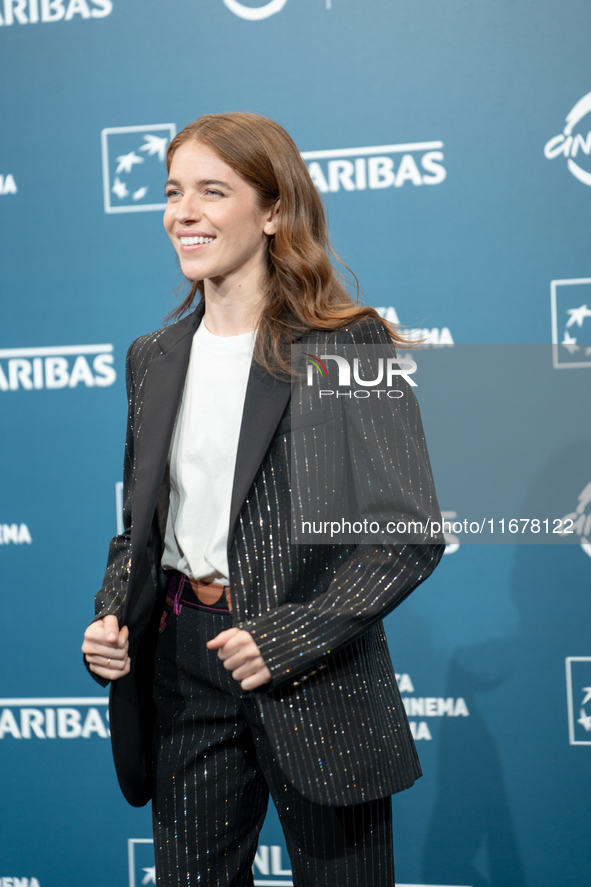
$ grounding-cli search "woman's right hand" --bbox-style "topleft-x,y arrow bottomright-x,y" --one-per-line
82,615 -> 130,681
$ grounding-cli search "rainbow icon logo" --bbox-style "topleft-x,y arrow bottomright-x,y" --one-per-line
303,353 -> 328,377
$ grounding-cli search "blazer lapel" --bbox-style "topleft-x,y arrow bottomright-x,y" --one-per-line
132,303 -> 204,554
229,360 -> 291,542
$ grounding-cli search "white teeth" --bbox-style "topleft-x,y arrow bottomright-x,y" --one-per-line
180,236 -> 214,245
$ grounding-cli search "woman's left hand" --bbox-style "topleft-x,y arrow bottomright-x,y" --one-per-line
207,628 -> 272,691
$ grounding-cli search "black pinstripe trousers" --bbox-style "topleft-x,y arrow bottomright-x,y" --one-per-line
151,591 -> 395,887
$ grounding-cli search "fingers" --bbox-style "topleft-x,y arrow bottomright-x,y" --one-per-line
212,630 -> 255,660
82,634 -> 129,660
83,640 -> 128,662
82,616 -> 130,681
207,629 -> 255,662
103,614 -> 119,643
83,616 -> 124,645
206,628 -> 271,689
240,666 -> 272,691
225,654 -> 266,680
206,628 -> 239,650
88,656 -> 131,681
84,639 -> 130,681
83,619 -> 108,644
88,652 -> 128,670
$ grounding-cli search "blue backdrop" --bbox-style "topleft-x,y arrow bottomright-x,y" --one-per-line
1,2 -> 590,886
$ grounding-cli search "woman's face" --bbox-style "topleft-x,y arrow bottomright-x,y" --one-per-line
163,140 -> 278,290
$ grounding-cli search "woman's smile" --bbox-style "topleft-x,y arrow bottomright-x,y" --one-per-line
177,231 -> 216,249
177,232 -> 220,249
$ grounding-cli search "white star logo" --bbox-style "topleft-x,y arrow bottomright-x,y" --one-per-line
111,177 -> 129,199
141,867 -> 156,884
561,330 -> 580,353
139,134 -> 169,162
581,687 -> 591,706
115,151 -> 144,175
133,186 -> 148,201
577,708 -> 591,732
566,304 -> 591,328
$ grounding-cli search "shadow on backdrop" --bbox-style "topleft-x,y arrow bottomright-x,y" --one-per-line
422,441 -> 591,887
421,642 -> 526,887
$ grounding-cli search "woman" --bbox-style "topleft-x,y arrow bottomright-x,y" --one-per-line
82,112 -> 443,887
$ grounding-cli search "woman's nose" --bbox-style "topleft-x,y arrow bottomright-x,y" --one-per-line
176,195 -> 202,224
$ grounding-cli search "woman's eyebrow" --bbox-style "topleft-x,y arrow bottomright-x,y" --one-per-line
197,178 -> 232,188
164,178 -> 232,189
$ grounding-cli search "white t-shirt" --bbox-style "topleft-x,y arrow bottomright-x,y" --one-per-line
161,321 -> 255,583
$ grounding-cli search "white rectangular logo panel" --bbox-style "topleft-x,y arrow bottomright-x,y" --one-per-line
566,657 -> 591,744
101,124 -> 176,214
551,279 -> 591,369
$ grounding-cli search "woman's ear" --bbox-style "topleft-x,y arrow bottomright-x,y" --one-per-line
263,199 -> 280,236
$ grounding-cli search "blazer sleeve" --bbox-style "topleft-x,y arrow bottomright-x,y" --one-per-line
240,318 -> 445,688
93,342 -> 137,624
84,343 -> 137,687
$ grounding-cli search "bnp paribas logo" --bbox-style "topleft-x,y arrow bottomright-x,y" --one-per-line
566,658 -> 591,745
551,278 -> 591,369
301,141 -> 445,194
101,124 -> 176,214
0,343 -> 116,391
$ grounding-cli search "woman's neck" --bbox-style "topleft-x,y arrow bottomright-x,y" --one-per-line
202,271 -> 264,337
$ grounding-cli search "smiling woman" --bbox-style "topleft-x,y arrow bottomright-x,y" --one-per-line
82,111 -> 444,887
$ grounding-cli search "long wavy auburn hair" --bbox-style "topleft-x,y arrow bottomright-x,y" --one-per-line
166,112 -> 406,376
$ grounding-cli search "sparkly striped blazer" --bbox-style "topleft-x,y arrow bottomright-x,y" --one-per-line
91,303 -> 444,808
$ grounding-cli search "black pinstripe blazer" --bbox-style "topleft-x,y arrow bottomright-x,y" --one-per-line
91,303 -> 444,807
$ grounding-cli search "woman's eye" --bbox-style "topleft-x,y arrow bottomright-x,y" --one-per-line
205,189 -> 223,197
